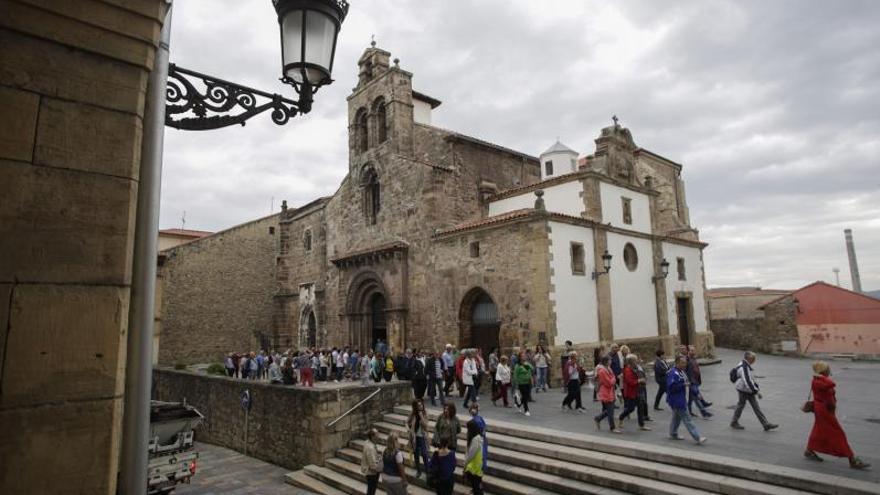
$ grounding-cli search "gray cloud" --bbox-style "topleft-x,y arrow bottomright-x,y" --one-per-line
162,0 -> 880,291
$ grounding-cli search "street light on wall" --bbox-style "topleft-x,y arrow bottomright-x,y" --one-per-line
652,258 -> 670,282
165,0 -> 349,130
592,250 -> 613,280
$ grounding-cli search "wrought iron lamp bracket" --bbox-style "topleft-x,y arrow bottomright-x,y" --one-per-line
165,63 -> 306,131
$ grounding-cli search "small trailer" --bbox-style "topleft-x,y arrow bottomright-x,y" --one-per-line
147,400 -> 204,495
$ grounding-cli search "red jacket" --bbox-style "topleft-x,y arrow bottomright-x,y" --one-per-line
622,367 -> 639,399
596,366 -> 616,403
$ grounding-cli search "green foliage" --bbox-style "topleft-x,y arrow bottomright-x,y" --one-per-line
206,363 -> 226,376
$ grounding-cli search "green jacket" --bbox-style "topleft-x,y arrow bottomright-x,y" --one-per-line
513,363 -> 533,385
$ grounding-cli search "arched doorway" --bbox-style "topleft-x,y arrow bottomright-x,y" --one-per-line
346,271 -> 389,352
459,288 -> 500,352
368,293 -> 387,351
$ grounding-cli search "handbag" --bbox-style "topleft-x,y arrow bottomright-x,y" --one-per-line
801,389 -> 814,413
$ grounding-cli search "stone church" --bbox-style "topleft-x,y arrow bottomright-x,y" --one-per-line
266,44 -> 713,359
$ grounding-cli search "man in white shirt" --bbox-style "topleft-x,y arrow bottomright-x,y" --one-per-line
462,350 -> 478,409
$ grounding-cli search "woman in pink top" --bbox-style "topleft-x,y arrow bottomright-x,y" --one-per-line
593,355 -> 621,433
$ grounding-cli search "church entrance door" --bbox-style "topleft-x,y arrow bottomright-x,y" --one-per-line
676,296 -> 692,347
369,293 -> 387,352
306,311 -> 317,348
460,289 -> 500,352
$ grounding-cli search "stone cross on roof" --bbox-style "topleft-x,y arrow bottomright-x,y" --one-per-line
612,115 -> 619,127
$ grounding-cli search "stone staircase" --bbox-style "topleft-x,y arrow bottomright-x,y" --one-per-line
286,405 -> 878,495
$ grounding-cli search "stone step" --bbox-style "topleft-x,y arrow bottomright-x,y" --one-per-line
379,414 -> 809,495
285,468 -> 348,495
364,425 -> 702,495
392,406 -> 878,495
301,464 -> 377,495
345,441 -> 628,495
322,456 -> 467,495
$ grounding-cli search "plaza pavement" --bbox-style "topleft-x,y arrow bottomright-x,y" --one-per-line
425,347 -> 880,484
176,442 -> 311,495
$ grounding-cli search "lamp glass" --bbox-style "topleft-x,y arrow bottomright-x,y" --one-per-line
602,251 -> 612,271
281,10 -> 336,85
661,259 -> 670,275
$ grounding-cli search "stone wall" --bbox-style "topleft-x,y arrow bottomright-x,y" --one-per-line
0,1 -> 167,493
151,369 -> 411,470
158,214 -> 279,365
711,296 -> 797,354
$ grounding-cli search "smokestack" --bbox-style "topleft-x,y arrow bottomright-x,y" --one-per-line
844,229 -> 862,292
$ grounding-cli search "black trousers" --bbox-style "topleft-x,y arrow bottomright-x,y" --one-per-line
654,380 -> 667,408
562,379 -> 582,409
467,473 -> 483,495
518,383 -> 532,412
365,474 -> 379,495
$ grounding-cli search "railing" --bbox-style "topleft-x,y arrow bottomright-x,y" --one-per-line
325,387 -> 382,428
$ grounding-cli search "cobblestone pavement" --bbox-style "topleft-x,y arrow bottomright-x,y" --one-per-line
426,347 -> 880,484
175,442 -> 311,495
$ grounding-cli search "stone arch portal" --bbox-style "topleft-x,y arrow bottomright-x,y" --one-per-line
346,272 -> 389,353
459,288 -> 500,353
299,307 -> 318,349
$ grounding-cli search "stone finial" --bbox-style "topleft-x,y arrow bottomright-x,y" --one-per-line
644,175 -> 653,189
534,189 -> 546,211
370,34 -> 376,48
393,58 -> 400,68
281,200 -> 288,211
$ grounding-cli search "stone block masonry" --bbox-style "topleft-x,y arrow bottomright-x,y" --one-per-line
152,369 -> 412,470
158,214 -> 279,366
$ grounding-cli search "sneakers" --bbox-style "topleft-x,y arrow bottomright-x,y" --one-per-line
577,407 -> 587,414
701,412 -> 713,419
730,422 -> 745,430
525,411 -> 531,417
669,435 -> 684,441
763,423 -> 779,431
697,436 -> 708,445
653,406 -> 664,411
639,426 -> 652,431
594,418 -> 601,431
611,428 -> 623,434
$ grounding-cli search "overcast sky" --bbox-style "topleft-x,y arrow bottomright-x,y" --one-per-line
162,0 -> 880,291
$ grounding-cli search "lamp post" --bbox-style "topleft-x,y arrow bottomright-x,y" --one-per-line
165,0 -> 349,130
592,250 -> 613,280
653,258 -> 670,282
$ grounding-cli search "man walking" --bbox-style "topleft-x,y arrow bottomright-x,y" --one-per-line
667,355 -> 707,444
561,352 -> 585,412
731,351 -> 779,431
462,350 -> 478,409
442,344 -> 456,395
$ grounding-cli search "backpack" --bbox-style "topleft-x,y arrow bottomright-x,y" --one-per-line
729,364 -> 740,383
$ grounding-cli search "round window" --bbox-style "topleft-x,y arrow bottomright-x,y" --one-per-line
623,243 -> 638,271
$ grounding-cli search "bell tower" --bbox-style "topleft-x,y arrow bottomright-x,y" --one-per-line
346,42 -> 415,172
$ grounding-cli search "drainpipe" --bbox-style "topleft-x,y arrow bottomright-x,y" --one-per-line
119,3 -> 172,493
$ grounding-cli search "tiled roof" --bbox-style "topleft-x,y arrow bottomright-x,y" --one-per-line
706,287 -> 793,298
488,171 -> 586,201
541,140 -> 577,155
434,209 -> 537,236
159,228 -> 213,238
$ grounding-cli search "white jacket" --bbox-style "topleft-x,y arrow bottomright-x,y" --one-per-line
495,363 -> 511,384
462,358 -> 478,386
735,360 -> 760,394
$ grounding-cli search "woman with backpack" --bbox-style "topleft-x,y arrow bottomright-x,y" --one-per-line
381,432 -> 408,494
464,419 -> 485,495
407,400 -> 430,478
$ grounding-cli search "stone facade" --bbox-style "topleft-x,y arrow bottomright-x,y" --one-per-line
151,368 -> 411,470
0,1 -> 167,493
158,214 -> 279,365
712,296 -> 798,354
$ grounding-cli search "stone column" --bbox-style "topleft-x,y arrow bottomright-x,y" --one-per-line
592,229 -> 614,342
581,176 -> 603,222
386,309 -> 406,353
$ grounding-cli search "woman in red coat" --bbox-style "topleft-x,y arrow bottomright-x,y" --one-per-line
804,361 -> 869,469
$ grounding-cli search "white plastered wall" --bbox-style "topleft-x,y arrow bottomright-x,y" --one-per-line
607,233 -> 658,339
662,242 -> 708,335
489,180 -> 585,217
413,99 -> 432,125
548,221 -> 599,346
540,151 -> 578,179
600,182 -> 651,234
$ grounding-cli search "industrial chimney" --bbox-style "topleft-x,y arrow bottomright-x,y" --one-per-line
844,229 -> 862,292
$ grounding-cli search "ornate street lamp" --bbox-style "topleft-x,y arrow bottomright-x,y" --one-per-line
166,0 -> 349,130
653,258 -> 670,282
592,250 -> 613,280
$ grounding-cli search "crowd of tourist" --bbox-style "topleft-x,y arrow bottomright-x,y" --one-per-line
222,339 -> 869,493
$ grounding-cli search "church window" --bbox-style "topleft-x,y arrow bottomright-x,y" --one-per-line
470,241 -> 480,258
570,158 -> 577,171
355,108 -> 369,152
677,257 -> 686,281
570,242 -> 585,275
545,160 -> 554,176
362,166 -> 380,225
622,197 -> 632,225
303,230 -> 312,251
373,97 -> 387,144
268,226 -> 275,235
623,243 -> 638,271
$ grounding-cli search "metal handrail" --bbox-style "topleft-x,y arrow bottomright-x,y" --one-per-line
326,387 -> 382,428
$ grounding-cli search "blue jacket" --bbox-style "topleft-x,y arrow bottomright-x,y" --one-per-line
653,358 -> 669,385
609,353 -> 622,377
666,368 -> 688,410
